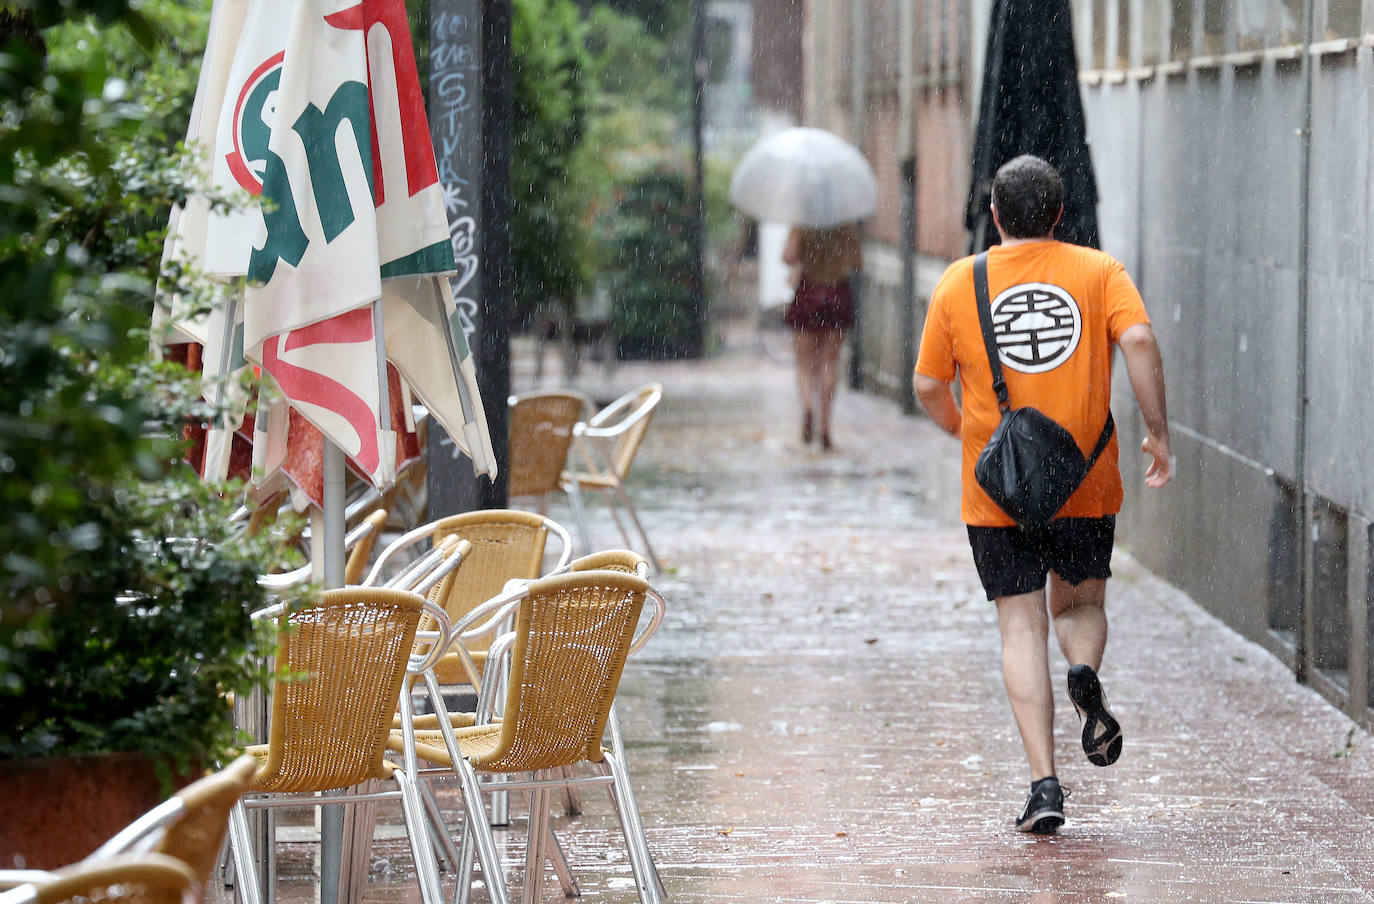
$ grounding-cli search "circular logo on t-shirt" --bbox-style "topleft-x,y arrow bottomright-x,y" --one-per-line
989,282 -> 1081,373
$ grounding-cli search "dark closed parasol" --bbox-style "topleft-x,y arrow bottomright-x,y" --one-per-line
966,0 -> 1099,252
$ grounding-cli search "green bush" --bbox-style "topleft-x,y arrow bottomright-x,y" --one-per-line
602,168 -> 701,359
511,0 -> 590,317
0,1 -> 299,770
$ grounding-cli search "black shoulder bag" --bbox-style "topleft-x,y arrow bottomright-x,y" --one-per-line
971,252 -> 1115,531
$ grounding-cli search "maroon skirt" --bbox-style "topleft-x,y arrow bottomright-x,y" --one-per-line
784,276 -> 855,332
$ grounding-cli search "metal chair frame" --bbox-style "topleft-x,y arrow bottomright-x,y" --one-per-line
561,384 -> 664,571
0,854 -> 197,904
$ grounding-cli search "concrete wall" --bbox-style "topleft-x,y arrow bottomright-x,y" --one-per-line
1081,48 -> 1374,722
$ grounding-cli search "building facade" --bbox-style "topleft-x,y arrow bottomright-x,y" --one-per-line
1076,0 -> 1374,725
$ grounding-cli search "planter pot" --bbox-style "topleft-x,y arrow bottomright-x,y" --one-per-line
0,752 -> 197,870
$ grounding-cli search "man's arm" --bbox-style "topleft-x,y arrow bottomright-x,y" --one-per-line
914,373 -> 962,438
1118,323 -> 1173,488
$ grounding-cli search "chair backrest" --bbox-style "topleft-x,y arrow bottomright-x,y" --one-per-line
343,509 -> 389,585
254,588 -> 426,794
468,570 -> 647,773
425,510 -> 554,649
33,854 -> 195,904
89,755 -> 257,895
156,756 -> 257,890
585,383 -> 662,480
566,549 -> 648,576
507,391 -> 592,498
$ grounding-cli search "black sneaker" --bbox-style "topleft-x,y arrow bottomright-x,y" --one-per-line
1067,663 -> 1123,767
1016,777 -> 1067,834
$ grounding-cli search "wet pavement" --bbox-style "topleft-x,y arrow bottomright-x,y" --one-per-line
245,337 -> 1374,904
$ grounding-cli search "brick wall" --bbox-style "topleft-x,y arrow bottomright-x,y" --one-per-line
914,86 -> 973,261
752,0 -> 804,120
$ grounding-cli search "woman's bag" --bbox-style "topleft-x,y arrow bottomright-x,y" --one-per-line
970,252 -> 1113,531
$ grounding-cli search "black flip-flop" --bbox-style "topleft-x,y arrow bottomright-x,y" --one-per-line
1067,663 -> 1122,767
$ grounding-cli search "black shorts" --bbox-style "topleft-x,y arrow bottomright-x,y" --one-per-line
966,516 -> 1116,601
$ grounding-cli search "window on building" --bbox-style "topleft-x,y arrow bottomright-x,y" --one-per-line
1093,0 -> 1110,67
1235,0 -> 1302,48
1141,0 -> 1169,64
1117,0 -> 1134,66
1325,0 -> 1359,38
1202,0 -> 1228,53
1170,0 -> 1195,59
1073,0 -> 1095,67
938,0 -> 952,74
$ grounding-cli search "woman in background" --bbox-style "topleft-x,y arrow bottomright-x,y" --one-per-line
783,223 -> 863,450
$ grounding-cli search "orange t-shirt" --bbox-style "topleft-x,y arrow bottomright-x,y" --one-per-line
915,240 -> 1150,527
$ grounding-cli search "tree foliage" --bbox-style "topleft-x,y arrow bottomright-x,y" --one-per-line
510,0 -> 590,314
0,0 -> 297,766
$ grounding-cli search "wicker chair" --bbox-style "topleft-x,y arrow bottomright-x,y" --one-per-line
366,509 -> 573,691
566,549 -> 649,576
561,383 -> 664,571
507,390 -> 593,517
397,569 -> 667,904
226,588 -> 449,904
81,755 -> 258,899
256,508 -> 390,590
0,855 -> 196,904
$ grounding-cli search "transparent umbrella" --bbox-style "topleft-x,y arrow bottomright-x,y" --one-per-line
728,127 -> 877,228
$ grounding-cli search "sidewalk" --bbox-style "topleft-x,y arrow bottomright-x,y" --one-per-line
278,341 -> 1374,903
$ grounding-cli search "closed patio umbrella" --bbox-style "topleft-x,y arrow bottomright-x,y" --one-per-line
155,5 -> 496,903
157,0 -> 495,514
967,0 -> 1099,251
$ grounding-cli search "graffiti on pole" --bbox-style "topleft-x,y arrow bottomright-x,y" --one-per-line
430,1 -> 482,346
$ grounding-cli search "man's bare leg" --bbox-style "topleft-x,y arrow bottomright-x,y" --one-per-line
1048,575 -> 1108,669
995,588 -> 1055,781
1049,575 -> 1122,766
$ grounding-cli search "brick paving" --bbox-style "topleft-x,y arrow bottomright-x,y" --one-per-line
246,339 -> 1374,904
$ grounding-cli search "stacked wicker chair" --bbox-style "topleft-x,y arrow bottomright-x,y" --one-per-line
227,587 -> 453,904
392,565 -> 667,904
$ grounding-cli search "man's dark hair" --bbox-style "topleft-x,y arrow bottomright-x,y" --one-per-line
991,155 -> 1064,238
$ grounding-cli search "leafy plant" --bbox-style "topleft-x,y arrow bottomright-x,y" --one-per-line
511,0 -> 591,317
601,168 -> 701,359
0,0 -> 300,769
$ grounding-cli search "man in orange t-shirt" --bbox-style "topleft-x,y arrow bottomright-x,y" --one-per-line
914,155 -> 1173,835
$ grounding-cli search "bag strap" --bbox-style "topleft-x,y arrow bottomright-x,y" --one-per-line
972,252 -> 1009,413
973,250 -> 1116,465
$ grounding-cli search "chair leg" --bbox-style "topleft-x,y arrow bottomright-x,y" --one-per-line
455,808 -> 476,904
604,706 -> 657,895
228,801 -> 265,904
456,761 -> 512,904
608,481 -> 661,572
522,788 -> 551,904
422,778 -> 462,872
601,752 -> 665,904
563,482 -> 593,555
560,765 -> 583,816
600,488 -> 635,551
395,768 -> 447,904
543,822 -> 580,898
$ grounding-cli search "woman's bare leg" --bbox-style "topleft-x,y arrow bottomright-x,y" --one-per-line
792,330 -> 820,441
815,328 -> 846,448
